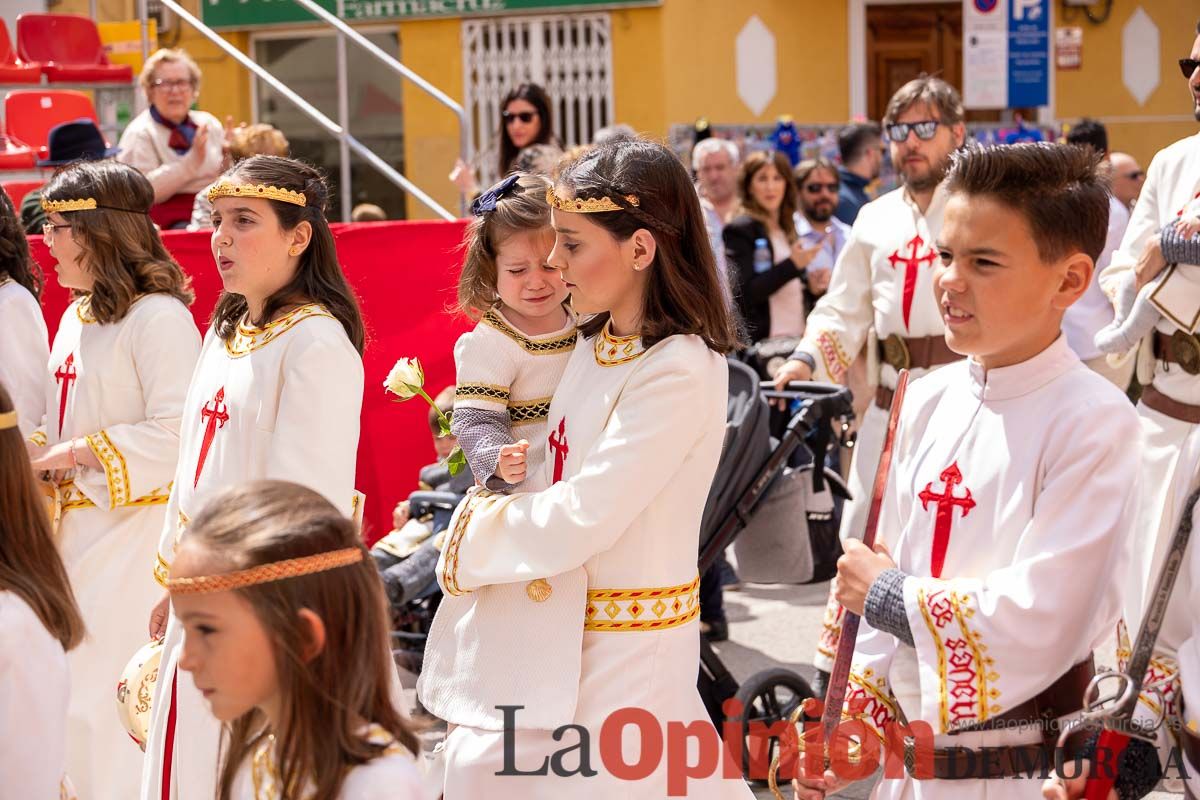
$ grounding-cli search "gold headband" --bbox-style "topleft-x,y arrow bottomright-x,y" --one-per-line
41,197 -> 97,213
207,181 -> 307,207
546,186 -> 639,213
167,547 -> 363,595
0,410 -> 16,430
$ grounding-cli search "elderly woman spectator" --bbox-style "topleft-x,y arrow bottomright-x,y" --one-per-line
186,123 -> 289,230
723,150 -> 829,344
118,48 -> 224,206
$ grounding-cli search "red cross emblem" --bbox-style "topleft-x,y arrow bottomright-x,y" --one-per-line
549,417 -> 569,483
917,461 -> 975,578
887,234 -> 937,330
194,387 -> 229,488
54,353 -> 77,436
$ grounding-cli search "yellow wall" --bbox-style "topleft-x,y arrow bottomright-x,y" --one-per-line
397,17 -> 463,220
1056,0 -> 1196,167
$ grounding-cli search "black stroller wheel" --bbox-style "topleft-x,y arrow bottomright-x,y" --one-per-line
728,668 -> 814,784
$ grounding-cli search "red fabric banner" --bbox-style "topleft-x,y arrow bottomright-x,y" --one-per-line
32,219 -> 472,544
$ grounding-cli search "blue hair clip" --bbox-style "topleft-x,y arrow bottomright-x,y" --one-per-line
471,174 -> 521,216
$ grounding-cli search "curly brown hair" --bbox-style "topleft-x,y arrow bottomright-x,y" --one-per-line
456,172 -> 553,321
42,160 -> 193,323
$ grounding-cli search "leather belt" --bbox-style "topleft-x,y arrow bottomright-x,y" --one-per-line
875,385 -> 895,411
1154,330 -> 1200,375
879,334 -> 959,372
903,658 -> 1095,780
1142,385 -> 1200,424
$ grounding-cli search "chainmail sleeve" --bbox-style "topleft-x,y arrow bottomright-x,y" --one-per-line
864,568 -> 915,646
1161,225 -> 1200,267
451,406 -> 518,492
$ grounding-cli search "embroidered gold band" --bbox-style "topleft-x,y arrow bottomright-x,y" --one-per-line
167,547 -> 363,595
584,575 -> 700,631
0,410 -> 16,430
41,197 -> 96,213
207,181 -> 307,207
546,186 -> 639,213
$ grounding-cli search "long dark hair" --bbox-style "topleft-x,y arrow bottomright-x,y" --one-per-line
209,156 -> 365,354
0,383 -> 85,651
498,83 -> 554,177
0,188 -> 42,297
182,481 -> 419,800
42,160 -> 193,322
735,150 -> 799,244
554,139 -> 741,353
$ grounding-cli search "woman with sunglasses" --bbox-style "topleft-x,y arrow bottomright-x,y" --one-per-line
451,82 -> 560,198
27,159 -> 201,800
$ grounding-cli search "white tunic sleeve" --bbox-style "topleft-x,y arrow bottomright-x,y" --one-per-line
1100,148 -> 1167,298
0,282 -> 49,436
794,230 -> 875,383
438,343 -> 725,593
75,299 -> 201,509
900,405 -> 1139,734
263,326 -> 364,514
0,593 -> 69,800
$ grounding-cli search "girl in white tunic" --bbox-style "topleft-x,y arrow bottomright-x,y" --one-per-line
141,155 -> 366,800
27,160 -> 201,800
434,139 -> 754,798
0,189 -> 49,438
164,480 -> 423,800
0,385 -> 87,800
417,172 -> 578,733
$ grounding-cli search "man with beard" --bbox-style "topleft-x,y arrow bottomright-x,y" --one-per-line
773,77 -> 966,695
793,158 -> 851,301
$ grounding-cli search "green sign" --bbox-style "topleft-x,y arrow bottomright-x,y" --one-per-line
201,0 -> 657,30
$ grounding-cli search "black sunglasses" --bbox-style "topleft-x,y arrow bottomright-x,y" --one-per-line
502,110 -> 537,124
886,120 -> 940,143
1181,59 -> 1200,79
802,182 -> 839,193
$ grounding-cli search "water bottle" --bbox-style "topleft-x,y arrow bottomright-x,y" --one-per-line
752,237 -> 772,274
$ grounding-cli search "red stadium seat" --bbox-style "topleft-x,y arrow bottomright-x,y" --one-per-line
16,14 -> 133,84
0,139 -> 35,171
0,19 -> 42,84
4,90 -> 100,160
149,193 -> 197,230
2,180 -> 42,205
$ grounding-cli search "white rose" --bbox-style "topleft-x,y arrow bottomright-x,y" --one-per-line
384,357 -> 425,399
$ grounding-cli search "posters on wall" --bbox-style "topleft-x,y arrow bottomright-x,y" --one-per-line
963,0 -> 1050,109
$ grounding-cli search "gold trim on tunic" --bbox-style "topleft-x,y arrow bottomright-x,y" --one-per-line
584,574 -> 700,631
455,383 -> 511,404
479,308 -> 577,355
224,304 -> 335,357
508,397 -> 552,427
85,430 -> 130,508
28,429 -> 48,447
76,296 -> 97,324
593,320 -> 645,367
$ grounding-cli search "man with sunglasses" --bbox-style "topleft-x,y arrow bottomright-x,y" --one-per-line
773,77 -> 966,695
1110,151 -> 1146,210
792,157 -> 850,299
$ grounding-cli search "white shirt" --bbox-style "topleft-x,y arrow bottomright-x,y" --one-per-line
0,278 -> 49,436
1062,195 -> 1130,361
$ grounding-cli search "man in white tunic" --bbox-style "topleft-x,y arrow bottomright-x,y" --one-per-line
795,143 -> 1140,800
773,77 -> 967,687
0,274 -> 49,437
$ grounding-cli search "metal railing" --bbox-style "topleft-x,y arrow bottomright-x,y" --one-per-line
137,0 -> 466,221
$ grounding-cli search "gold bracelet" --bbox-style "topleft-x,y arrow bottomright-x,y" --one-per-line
68,438 -> 79,471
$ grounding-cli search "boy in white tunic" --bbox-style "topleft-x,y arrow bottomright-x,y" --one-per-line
27,160 -> 201,800
773,77 -> 968,688
794,143 -> 1141,800
140,156 -> 366,800
0,190 -> 49,437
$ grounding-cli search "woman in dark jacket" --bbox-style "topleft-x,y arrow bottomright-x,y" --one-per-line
723,150 -> 825,344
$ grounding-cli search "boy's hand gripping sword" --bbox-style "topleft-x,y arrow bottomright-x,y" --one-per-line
1059,485 -> 1200,799
820,369 -> 910,744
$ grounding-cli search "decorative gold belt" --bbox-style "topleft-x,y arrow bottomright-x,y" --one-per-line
54,479 -> 171,514
584,575 -> 700,631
